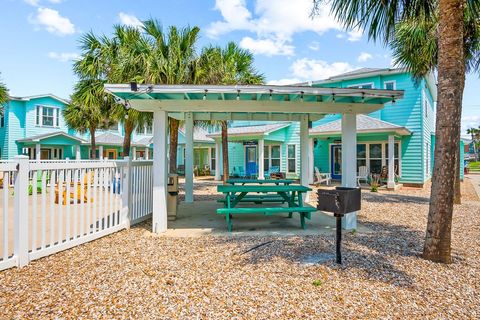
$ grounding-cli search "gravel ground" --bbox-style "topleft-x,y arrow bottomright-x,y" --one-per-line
1,178 -> 479,319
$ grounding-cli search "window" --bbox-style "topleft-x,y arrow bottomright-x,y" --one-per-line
264,145 -> 281,172
0,114 -> 4,128
384,81 -> 396,90
357,144 -> 367,170
348,83 -> 374,89
424,94 -> 431,118
136,123 -> 153,135
35,105 -> 60,127
210,148 -> 216,170
287,144 -> 296,173
369,143 -> 383,174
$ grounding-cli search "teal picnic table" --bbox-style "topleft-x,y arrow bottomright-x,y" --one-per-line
225,178 -> 295,186
217,184 -> 316,231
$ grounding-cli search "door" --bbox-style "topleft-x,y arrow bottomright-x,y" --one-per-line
40,149 -> 51,160
245,146 -> 257,177
106,149 -> 117,160
330,144 -> 342,180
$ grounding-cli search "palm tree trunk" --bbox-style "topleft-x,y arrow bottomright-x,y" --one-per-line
89,127 -> 96,159
221,121 -> 229,183
454,163 -> 461,205
123,119 -> 134,158
423,0 -> 465,263
169,118 -> 180,173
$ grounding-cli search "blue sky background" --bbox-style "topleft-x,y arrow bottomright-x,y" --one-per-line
1,0 -> 479,136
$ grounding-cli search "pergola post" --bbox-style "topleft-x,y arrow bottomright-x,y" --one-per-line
99,146 -> 103,160
308,138 -> 314,185
341,113 -> 357,230
215,140 -> 221,181
387,134 -> 395,189
145,147 -> 149,160
300,114 -> 309,187
185,112 -> 194,202
132,146 -> 137,160
258,138 -> 265,179
152,110 -> 168,233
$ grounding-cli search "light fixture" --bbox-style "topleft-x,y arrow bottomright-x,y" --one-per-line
300,91 -> 304,102
332,93 -> 336,103
391,95 -> 396,104
203,89 -> 208,100
361,92 -> 365,103
236,90 -> 240,100
269,89 -> 273,100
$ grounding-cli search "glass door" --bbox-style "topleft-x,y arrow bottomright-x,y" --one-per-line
330,144 -> 342,180
245,146 -> 257,177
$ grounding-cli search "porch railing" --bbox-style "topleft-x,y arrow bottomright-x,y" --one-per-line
0,157 -> 153,271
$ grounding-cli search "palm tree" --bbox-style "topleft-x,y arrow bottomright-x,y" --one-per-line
0,80 -> 8,106
467,127 -> 479,161
64,79 -> 117,159
312,0 -> 479,263
389,6 -> 480,205
197,42 -> 264,182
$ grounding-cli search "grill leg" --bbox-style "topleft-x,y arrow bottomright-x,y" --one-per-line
336,216 -> 342,264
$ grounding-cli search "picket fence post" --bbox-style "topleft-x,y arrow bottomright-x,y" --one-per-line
14,155 -> 30,267
121,157 -> 132,228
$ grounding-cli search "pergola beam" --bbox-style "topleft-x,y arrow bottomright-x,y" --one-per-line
168,112 -> 325,122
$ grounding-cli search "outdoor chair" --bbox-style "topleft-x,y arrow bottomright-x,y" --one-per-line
357,166 -> 369,186
202,164 -> 211,176
314,167 -> 331,185
267,166 -> 280,179
379,165 -> 400,185
55,171 -> 94,205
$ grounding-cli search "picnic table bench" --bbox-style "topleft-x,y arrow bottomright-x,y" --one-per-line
217,184 -> 316,231
226,179 -> 295,186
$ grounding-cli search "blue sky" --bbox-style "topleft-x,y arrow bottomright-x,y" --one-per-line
1,0 -> 479,135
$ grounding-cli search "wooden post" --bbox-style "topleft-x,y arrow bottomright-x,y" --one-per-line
185,112 -> 194,202
387,135 -> 395,189
152,110 -> 168,233
258,138 -> 265,179
215,140 -> 221,181
341,114 -> 357,230
14,156 -> 30,267
308,138 -> 314,185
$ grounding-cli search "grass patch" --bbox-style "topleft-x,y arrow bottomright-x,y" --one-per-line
468,162 -> 480,171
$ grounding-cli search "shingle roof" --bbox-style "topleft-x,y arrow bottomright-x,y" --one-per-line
17,131 -> 86,143
207,123 -> 291,138
179,127 -> 215,143
310,115 -> 411,136
134,137 -> 153,146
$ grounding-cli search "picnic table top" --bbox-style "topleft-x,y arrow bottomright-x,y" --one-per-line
217,184 -> 311,193
225,179 -> 295,185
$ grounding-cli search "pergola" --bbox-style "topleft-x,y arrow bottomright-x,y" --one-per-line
105,84 -> 404,233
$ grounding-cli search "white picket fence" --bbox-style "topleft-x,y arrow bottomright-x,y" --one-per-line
0,157 -> 153,271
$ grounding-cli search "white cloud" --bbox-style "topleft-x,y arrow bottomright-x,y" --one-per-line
48,51 -> 80,62
462,115 -> 480,135
308,41 -> 320,51
118,12 -> 144,28
24,0 -> 40,6
267,78 -> 302,85
240,37 -> 294,56
48,0 -> 64,3
29,7 -> 75,36
357,52 -> 372,62
291,58 -> 353,80
347,28 -> 363,42
207,0 -> 342,56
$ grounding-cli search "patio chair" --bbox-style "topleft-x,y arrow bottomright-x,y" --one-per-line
55,171 -> 94,205
267,165 -> 280,179
357,166 -> 369,186
379,165 -> 400,185
314,167 -> 331,186
202,164 -> 211,176
194,165 -> 200,177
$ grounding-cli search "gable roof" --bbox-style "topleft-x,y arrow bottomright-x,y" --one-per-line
178,127 -> 215,143
207,123 -> 291,138
9,94 -> 70,105
17,131 -> 86,143
310,115 -> 411,136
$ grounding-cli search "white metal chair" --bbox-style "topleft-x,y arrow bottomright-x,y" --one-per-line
314,167 -> 331,186
357,166 -> 369,186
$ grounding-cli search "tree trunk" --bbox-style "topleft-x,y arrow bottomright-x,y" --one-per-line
89,127 -> 96,159
454,161 -> 461,205
221,121 -> 229,183
169,118 -> 180,173
123,119 -> 134,159
423,0 -> 465,263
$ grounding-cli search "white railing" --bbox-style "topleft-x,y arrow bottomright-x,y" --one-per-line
130,160 -> 154,225
0,161 -> 17,271
0,156 -> 154,271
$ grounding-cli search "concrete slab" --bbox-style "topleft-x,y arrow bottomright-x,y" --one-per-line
163,200 -> 371,237
467,174 -> 480,199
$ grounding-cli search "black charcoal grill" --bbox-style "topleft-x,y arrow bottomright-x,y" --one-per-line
317,187 -> 361,264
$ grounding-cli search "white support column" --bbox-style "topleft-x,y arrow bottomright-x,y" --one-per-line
308,138 -> 314,185
76,145 -> 81,160
35,143 -> 41,161
300,114 -> 309,187
14,156 -> 30,267
132,147 -> 137,160
207,147 -> 212,172
387,134 -> 395,189
99,145 -> 104,160
185,112 -> 194,203
341,114 -> 357,230
152,110 -> 168,233
145,147 -> 150,160
258,139 -> 265,179
215,140 -> 221,181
